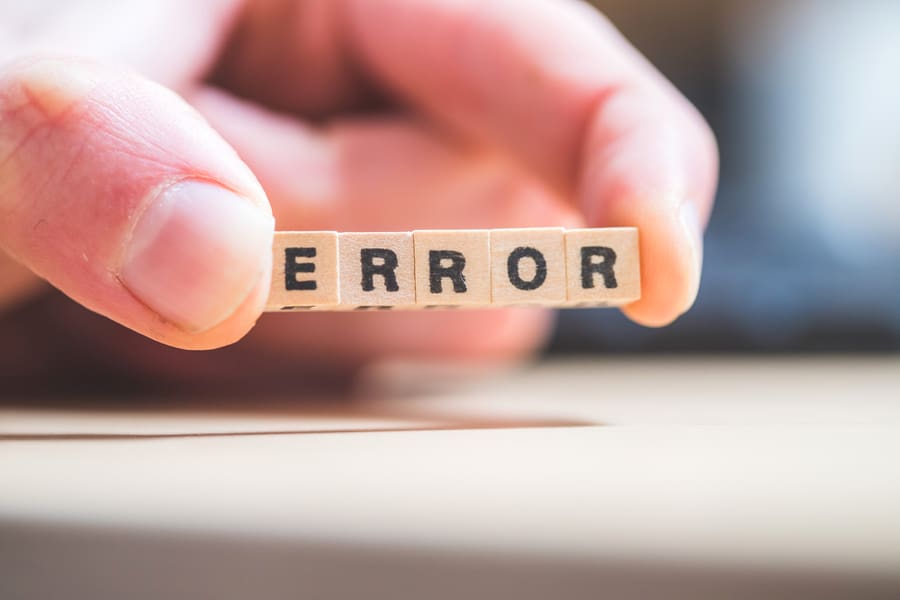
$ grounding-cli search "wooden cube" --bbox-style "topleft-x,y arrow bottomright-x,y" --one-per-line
413,230 -> 491,307
563,228 -> 641,307
267,231 -> 340,311
490,228 -> 566,306
339,232 -> 416,309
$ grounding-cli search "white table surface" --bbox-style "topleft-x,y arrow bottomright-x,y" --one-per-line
2,357 -> 899,599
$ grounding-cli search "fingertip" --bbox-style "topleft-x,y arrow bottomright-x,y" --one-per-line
0,57 -> 276,350
619,201 -> 704,327
577,85 -> 716,329
158,258 -> 273,351
117,180 -> 274,347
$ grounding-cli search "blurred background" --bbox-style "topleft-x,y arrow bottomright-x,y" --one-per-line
555,0 -> 900,354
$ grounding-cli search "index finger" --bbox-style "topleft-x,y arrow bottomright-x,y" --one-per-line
344,0 -> 718,325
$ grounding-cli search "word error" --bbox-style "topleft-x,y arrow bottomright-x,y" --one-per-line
267,228 -> 640,311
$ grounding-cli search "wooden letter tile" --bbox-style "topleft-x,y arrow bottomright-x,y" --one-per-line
414,230 -> 491,307
564,228 -> 641,307
339,232 -> 416,309
267,231 -> 339,311
490,228 -> 566,306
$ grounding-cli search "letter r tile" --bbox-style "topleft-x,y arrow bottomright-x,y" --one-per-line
490,228 -> 565,306
339,232 -> 415,308
267,231 -> 339,311
563,228 -> 641,307
413,230 -> 491,307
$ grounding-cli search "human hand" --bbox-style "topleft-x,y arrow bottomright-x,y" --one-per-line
0,0 -> 717,382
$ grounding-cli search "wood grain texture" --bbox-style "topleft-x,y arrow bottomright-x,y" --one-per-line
267,231 -> 339,311
413,230 -> 491,307
339,232 -> 416,309
563,228 -> 641,307
490,228 -> 566,306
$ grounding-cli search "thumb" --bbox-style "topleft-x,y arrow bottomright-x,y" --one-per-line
0,57 -> 274,350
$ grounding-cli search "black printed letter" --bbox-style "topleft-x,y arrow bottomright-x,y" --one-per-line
429,250 -> 467,294
580,246 -> 618,289
507,247 -> 547,291
285,247 -> 317,291
361,248 -> 400,292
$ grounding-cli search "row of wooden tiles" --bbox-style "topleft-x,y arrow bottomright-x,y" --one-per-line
266,228 -> 640,311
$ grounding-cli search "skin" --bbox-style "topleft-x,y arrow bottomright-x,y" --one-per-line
0,0 -> 718,388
